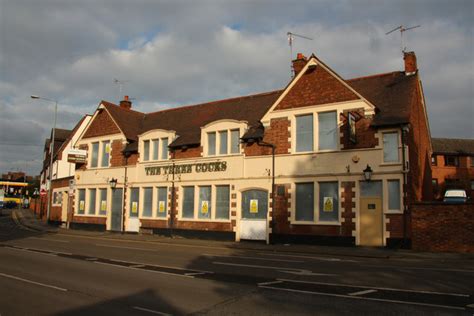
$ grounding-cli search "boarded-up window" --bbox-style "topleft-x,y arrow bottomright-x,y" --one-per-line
295,183 -> 314,221
208,132 -> 216,156
152,139 -> 159,160
88,189 -> 96,215
129,188 -> 139,218
182,186 -> 195,218
219,131 -> 228,155
101,141 -> 110,167
157,187 -> 167,218
198,186 -> 211,219
78,189 -> 85,215
99,188 -> 107,215
319,182 -> 339,222
142,187 -> 153,217
230,129 -> 240,154
216,185 -> 230,219
296,114 -> 313,152
91,142 -> 99,168
383,132 -> 399,162
388,180 -> 400,211
161,138 -> 169,160
143,140 -> 150,162
318,111 -> 337,151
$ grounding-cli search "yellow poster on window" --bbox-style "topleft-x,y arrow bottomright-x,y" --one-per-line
79,200 -> 85,211
132,202 -> 138,213
250,199 -> 258,213
100,200 -> 107,211
323,197 -> 333,212
159,201 -> 165,213
105,143 -> 111,153
201,200 -> 209,214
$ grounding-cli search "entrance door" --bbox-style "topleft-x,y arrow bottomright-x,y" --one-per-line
240,190 -> 268,240
359,197 -> 383,246
359,181 -> 383,246
61,192 -> 68,222
111,188 -> 123,231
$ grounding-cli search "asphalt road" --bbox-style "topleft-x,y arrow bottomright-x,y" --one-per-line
0,210 -> 473,315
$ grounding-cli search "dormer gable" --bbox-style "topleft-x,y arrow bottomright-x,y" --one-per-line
82,104 -> 123,139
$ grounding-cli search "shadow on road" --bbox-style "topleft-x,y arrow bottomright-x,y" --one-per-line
55,289 -> 183,316
0,209 -> 46,243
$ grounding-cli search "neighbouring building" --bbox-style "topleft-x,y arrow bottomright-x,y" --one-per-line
38,116 -> 92,222
69,51 -> 432,247
431,138 -> 474,200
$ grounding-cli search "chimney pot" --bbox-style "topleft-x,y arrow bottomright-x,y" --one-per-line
120,96 -> 132,110
404,51 -> 417,75
292,53 -> 308,77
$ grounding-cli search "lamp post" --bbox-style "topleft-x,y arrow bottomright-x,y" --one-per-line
31,95 -> 58,223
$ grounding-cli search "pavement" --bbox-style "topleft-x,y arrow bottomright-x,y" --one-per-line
12,208 -> 474,261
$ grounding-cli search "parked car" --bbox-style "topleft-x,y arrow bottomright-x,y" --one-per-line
443,189 -> 468,204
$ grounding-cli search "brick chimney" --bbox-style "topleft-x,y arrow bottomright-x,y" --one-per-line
119,95 -> 132,110
404,51 -> 417,75
292,53 -> 307,76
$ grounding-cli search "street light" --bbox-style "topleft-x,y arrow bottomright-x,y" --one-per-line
363,164 -> 373,182
31,95 -> 58,223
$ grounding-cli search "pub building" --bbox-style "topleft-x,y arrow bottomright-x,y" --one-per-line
71,52 -> 432,247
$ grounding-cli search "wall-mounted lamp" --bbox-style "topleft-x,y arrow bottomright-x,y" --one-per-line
363,164 -> 373,182
109,178 -> 118,189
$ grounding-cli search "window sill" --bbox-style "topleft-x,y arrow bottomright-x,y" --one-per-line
385,210 -> 403,215
380,162 -> 402,166
74,214 -> 107,217
205,153 -> 242,158
291,220 -> 341,226
140,217 -> 168,220
178,218 -> 231,223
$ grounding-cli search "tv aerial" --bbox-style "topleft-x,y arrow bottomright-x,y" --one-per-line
386,25 -> 421,53
287,31 -> 313,77
113,78 -> 130,98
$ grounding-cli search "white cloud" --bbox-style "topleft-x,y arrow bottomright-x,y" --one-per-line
0,0 -> 472,175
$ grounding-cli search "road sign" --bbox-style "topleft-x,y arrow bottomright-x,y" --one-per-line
40,189 -> 47,196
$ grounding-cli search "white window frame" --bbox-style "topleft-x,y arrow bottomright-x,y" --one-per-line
381,131 -> 401,164
138,130 -> 174,162
384,178 -> 403,214
201,120 -> 246,157
292,110 -> 341,154
89,140 -> 111,168
75,187 -> 108,217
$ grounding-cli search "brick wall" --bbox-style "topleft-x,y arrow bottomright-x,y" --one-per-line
171,146 -> 202,159
83,109 -> 120,138
276,65 -> 359,110
407,78 -> 433,202
386,214 -> 406,239
340,109 -> 378,150
411,202 -> 474,253
245,118 -> 290,156
72,215 -> 106,225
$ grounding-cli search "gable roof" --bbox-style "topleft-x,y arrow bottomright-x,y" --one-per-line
54,115 -> 91,159
87,53 -> 421,150
101,101 -> 145,141
432,138 -> 474,155
144,91 -> 282,147
347,71 -> 417,127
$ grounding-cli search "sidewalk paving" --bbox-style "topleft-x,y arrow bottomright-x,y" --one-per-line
13,208 -> 474,261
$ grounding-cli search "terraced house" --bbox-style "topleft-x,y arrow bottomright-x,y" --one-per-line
70,51 -> 432,247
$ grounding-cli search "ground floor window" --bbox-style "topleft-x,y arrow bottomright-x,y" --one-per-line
157,187 -> 168,218
78,189 -> 85,215
181,184 -> 230,221
88,189 -> 96,215
294,181 -> 339,223
142,187 -> 153,217
99,188 -> 107,215
130,188 -> 139,217
387,180 -> 401,211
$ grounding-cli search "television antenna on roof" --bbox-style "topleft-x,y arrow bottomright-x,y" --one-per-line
386,25 -> 421,53
113,78 -> 130,98
287,32 -> 313,77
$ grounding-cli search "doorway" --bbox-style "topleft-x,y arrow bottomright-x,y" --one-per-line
240,189 -> 268,240
359,181 -> 383,246
110,188 -> 123,231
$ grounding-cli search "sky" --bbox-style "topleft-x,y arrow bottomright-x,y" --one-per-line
0,0 -> 473,176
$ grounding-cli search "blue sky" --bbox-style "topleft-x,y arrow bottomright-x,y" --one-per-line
0,0 -> 472,175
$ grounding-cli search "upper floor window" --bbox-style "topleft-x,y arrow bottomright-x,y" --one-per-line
90,140 -> 110,168
431,155 -> 437,166
318,111 -> 337,151
296,114 -> 313,152
143,140 -> 150,161
101,141 -> 110,167
208,129 -> 240,156
383,132 -> 399,163
208,132 -> 216,156
91,142 -> 99,168
444,155 -> 459,167
141,137 -> 169,162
